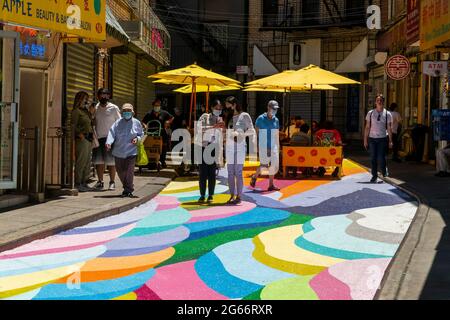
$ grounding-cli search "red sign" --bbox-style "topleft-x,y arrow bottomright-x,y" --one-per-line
406,0 -> 420,45
151,28 -> 164,49
385,55 -> 411,80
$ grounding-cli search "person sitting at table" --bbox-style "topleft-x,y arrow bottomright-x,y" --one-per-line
284,116 -> 304,139
314,121 -> 342,177
289,124 -> 311,177
291,123 -> 310,147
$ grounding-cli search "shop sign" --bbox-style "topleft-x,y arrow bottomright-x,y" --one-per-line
423,61 -> 449,77
236,66 -> 249,75
420,0 -> 450,51
406,0 -> 420,45
151,28 -> 164,49
385,55 -> 411,80
0,0 -> 106,41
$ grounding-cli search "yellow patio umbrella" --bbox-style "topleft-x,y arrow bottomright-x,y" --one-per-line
149,64 -> 241,127
245,65 -> 360,142
174,84 -> 241,110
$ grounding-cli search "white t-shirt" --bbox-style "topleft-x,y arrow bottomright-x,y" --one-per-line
390,111 -> 402,134
366,109 -> 393,139
95,102 -> 121,138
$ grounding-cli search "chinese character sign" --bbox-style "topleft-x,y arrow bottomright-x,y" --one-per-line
0,0 -> 105,41
420,0 -> 450,50
406,0 -> 420,45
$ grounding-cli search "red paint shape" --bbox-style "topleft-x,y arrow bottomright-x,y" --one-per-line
135,285 -> 161,300
298,156 -> 305,163
330,148 -> 337,156
335,158 -> 342,165
320,158 -> 327,165
310,149 -> 318,157
287,150 -> 295,157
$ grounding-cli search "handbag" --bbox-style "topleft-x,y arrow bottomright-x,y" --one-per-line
91,127 -> 100,149
136,140 -> 149,166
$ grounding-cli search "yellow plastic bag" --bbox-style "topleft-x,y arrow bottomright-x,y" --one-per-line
136,141 -> 149,166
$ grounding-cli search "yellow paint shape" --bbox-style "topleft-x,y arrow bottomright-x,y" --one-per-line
162,181 -> 200,192
278,180 -> 332,200
342,159 -> 367,176
55,248 -> 175,283
253,225 -> 344,276
0,262 -> 85,299
112,292 -> 137,300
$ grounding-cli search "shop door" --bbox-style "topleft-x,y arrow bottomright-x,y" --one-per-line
0,31 -> 20,189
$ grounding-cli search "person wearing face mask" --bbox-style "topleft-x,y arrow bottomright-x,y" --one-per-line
225,96 -> 255,205
250,100 -> 281,191
93,88 -> 121,191
195,100 -> 225,202
106,104 -> 144,198
72,91 -> 94,192
142,99 -> 174,168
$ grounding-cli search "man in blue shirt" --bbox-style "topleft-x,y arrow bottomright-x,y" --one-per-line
106,104 -> 144,197
250,100 -> 281,191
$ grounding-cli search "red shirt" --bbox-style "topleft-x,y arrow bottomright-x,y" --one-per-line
315,129 -> 342,146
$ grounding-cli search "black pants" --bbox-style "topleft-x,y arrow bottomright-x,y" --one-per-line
198,146 -> 217,197
369,137 -> 388,178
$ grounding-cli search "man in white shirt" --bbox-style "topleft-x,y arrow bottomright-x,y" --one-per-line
93,88 -> 121,190
389,103 -> 403,162
364,94 -> 394,183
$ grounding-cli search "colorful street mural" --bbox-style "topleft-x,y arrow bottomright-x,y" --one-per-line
0,160 -> 418,300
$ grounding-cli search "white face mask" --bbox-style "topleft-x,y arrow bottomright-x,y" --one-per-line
269,109 -> 277,117
154,106 -> 161,113
213,110 -> 222,117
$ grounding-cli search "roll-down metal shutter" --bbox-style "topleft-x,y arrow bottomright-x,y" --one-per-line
66,44 -> 95,107
136,59 -> 156,120
289,92 -> 321,123
112,52 -> 136,108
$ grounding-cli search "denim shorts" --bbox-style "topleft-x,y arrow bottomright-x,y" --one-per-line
92,137 -> 115,166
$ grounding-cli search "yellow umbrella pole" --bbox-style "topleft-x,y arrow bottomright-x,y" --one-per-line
206,85 -> 210,113
310,84 -> 314,145
193,82 -> 197,124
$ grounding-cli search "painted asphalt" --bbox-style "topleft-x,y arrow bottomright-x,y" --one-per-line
0,160 -> 418,300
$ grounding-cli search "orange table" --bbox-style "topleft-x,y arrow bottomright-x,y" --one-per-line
282,146 -> 344,179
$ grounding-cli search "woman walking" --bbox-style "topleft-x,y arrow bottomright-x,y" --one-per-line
225,97 -> 255,205
72,91 -> 94,192
195,100 -> 225,202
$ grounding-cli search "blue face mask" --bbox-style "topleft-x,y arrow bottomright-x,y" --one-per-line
213,110 -> 222,117
123,112 -> 133,120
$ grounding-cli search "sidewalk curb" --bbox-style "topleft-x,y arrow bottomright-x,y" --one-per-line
0,178 -> 174,253
346,158 -> 430,300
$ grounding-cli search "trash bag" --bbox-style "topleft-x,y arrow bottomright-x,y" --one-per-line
136,141 -> 149,166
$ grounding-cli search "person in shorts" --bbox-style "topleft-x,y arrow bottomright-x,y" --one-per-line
93,88 -> 121,190
250,100 -> 281,191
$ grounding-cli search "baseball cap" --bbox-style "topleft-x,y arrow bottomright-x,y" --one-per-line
268,100 -> 280,109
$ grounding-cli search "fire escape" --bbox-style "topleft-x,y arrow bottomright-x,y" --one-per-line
155,0 -> 228,68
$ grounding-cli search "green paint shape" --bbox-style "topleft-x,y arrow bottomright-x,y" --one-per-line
122,225 -> 181,238
260,276 -> 318,300
94,0 -> 101,15
243,288 -> 263,300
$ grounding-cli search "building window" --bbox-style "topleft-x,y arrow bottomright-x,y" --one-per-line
262,0 -> 279,27
301,0 -> 320,26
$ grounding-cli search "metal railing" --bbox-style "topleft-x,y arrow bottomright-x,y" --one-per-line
18,127 -> 41,193
46,127 -> 64,187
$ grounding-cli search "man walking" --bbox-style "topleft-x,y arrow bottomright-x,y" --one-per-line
93,88 -> 121,190
250,100 -> 281,191
106,104 -> 144,197
142,99 -> 174,168
364,94 -> 394,183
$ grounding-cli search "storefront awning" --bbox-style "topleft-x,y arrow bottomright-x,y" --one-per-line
253,45 -> 279,76
103,5 -> 130,47
335,37 -> 368,73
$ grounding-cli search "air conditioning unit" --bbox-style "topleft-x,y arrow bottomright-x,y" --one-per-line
289,39 -> 321,70
128,0 -> 139,10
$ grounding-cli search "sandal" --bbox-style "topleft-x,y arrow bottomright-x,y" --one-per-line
227,196 -> 236,204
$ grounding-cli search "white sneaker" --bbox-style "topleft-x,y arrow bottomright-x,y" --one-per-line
108,182 -> 116,191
